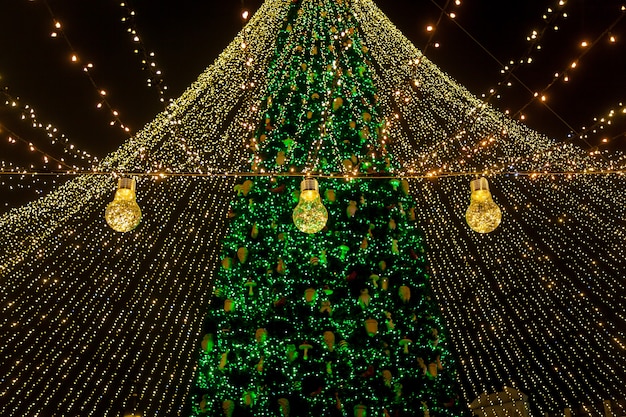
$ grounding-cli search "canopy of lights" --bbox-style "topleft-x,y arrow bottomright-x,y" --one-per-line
0,0 -> 625,416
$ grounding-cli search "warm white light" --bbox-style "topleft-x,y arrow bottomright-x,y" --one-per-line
466,177 -> 502,233
105,178 -> 142,232
292,178 -> 328,234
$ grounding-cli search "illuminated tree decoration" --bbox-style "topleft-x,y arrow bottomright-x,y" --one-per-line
188,0 -> 461,415
293,178 -> 328,234
465,177 -> 501,234
105,177 -> 141,232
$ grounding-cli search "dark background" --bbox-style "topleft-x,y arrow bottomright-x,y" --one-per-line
1,0 -> 625,211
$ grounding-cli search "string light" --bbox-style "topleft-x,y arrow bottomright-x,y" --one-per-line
423,0 -> 464,55
482,0 -> 571,103
0,88 -> 98,169
0,123 -> 74,171
573,102 -> 626,147
512,8 -> 626,123
40,0 -> 133,136
118,1 -> 171,104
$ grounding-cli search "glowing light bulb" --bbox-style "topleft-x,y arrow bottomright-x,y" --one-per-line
465,177 -> 501,233
105,177 -> 141,232
292,178 -> 328,234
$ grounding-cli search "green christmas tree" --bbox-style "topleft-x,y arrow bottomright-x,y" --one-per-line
189,1 -> 462,416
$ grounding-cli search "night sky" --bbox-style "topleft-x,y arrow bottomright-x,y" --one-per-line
1,0 -> 625,211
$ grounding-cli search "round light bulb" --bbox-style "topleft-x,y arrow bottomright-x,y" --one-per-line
465,177 -> 501,233
105,178 -> 142,233
292,178 -> 328,234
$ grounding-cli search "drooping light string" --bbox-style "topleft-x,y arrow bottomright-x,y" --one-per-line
402,1 -> 585,175
574,102 -> 626,147
118,2 -> 171,104
421,0 -> 455,55
41,0 -> 133,136
0,88 -> 98,169
0,123 -> 75,171
419,0 -> 622,166
511,8 -> 626,121
480,0 -> 571,104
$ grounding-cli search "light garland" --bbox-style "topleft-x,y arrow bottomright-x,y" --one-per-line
0,89 -> 98,169
118,1 -> 171,105
41,0 -> 133,136
480,0 -> 571,104
512,8 -> 626,122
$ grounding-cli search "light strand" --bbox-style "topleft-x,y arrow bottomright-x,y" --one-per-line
481,0 -> 570,104
118,1 -> 171,105
512,8 -> 626,120
0,123 -> 74,170
0,88 -> 97,169
42,0 -> 133,136
1,169 -> 626,179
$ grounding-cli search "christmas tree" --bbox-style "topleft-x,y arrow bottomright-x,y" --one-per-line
188,0 -> 461,416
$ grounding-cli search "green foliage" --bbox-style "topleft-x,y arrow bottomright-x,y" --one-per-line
188,1 -> 462,416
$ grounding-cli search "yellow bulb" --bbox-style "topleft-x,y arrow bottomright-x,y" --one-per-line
105,178 -> 141,233
465,177 -> 501,233
292,178 -> 328,234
